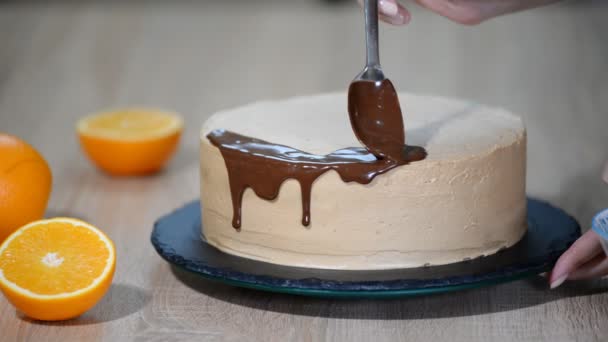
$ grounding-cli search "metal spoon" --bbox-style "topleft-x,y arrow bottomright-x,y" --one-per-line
348,0 -> 405,161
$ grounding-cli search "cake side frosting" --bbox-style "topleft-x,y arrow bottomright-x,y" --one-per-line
200,93 -> 527,270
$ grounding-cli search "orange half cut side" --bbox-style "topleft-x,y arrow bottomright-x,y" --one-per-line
0,218 -> 116,320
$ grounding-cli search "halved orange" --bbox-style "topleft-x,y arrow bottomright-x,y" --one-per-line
77,108 -> 183,176
0,218 -> 116,321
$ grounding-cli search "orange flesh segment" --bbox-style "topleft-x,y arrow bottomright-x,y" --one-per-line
79,109 -> 182,140
0,221 -> 110,295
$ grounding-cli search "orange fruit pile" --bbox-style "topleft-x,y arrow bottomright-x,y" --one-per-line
0,134 -> 52,242
0,218 -> 116,321
77,108 -> 183,176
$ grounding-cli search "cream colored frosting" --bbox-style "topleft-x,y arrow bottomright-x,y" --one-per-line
200,93 -> 527,270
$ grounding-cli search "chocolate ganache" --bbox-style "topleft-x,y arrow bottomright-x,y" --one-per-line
207,79 -> 426,229
348,79 -> 405,161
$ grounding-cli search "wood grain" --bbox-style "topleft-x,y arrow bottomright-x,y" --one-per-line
1,1 -> 607,341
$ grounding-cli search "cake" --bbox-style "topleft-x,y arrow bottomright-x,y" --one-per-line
199,93 -> 527,270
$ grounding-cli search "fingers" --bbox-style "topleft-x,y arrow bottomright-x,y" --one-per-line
413,0 -> 563,25
549,230 -> 603,288
414,0 -> 485,25
380,0 -> 411,25
359,0 -> 563,27
357,0 -> 411,25
568,254 -> 608,280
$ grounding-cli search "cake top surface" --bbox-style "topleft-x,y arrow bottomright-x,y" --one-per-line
201,93 -> 525,161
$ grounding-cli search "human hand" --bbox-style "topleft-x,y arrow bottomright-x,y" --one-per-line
549,161 -> 608,288
361,0 -> 561,26
549,229 -> 608,289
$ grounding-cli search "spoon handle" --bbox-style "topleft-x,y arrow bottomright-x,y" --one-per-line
363,0 -> 380,69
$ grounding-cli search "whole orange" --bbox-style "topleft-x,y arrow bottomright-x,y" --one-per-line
0,134 -> 52,242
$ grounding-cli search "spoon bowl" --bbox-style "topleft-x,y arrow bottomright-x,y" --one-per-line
348,0 -> 406,161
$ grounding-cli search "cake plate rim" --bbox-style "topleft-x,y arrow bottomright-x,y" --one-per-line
151,197 -> 581,298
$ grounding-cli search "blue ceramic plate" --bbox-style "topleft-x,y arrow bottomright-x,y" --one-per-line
151,198 -> 580,298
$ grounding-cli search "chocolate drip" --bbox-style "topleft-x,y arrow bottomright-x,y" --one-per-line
207,129 -> 426,229
348,79 -> 405,160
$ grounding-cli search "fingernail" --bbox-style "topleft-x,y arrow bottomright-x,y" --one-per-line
380,12 -> 409,26
379,0 -> 399,17
550,274 -> 568,289
396,12 -> 410,25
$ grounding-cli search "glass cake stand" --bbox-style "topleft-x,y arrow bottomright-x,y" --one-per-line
151,198 -> 580,299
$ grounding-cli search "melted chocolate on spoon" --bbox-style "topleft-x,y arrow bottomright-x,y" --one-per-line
348,79 -> 405,160
207,128 -> 426,229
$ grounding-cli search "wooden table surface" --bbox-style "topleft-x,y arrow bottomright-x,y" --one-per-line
1,1 -> 608,341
